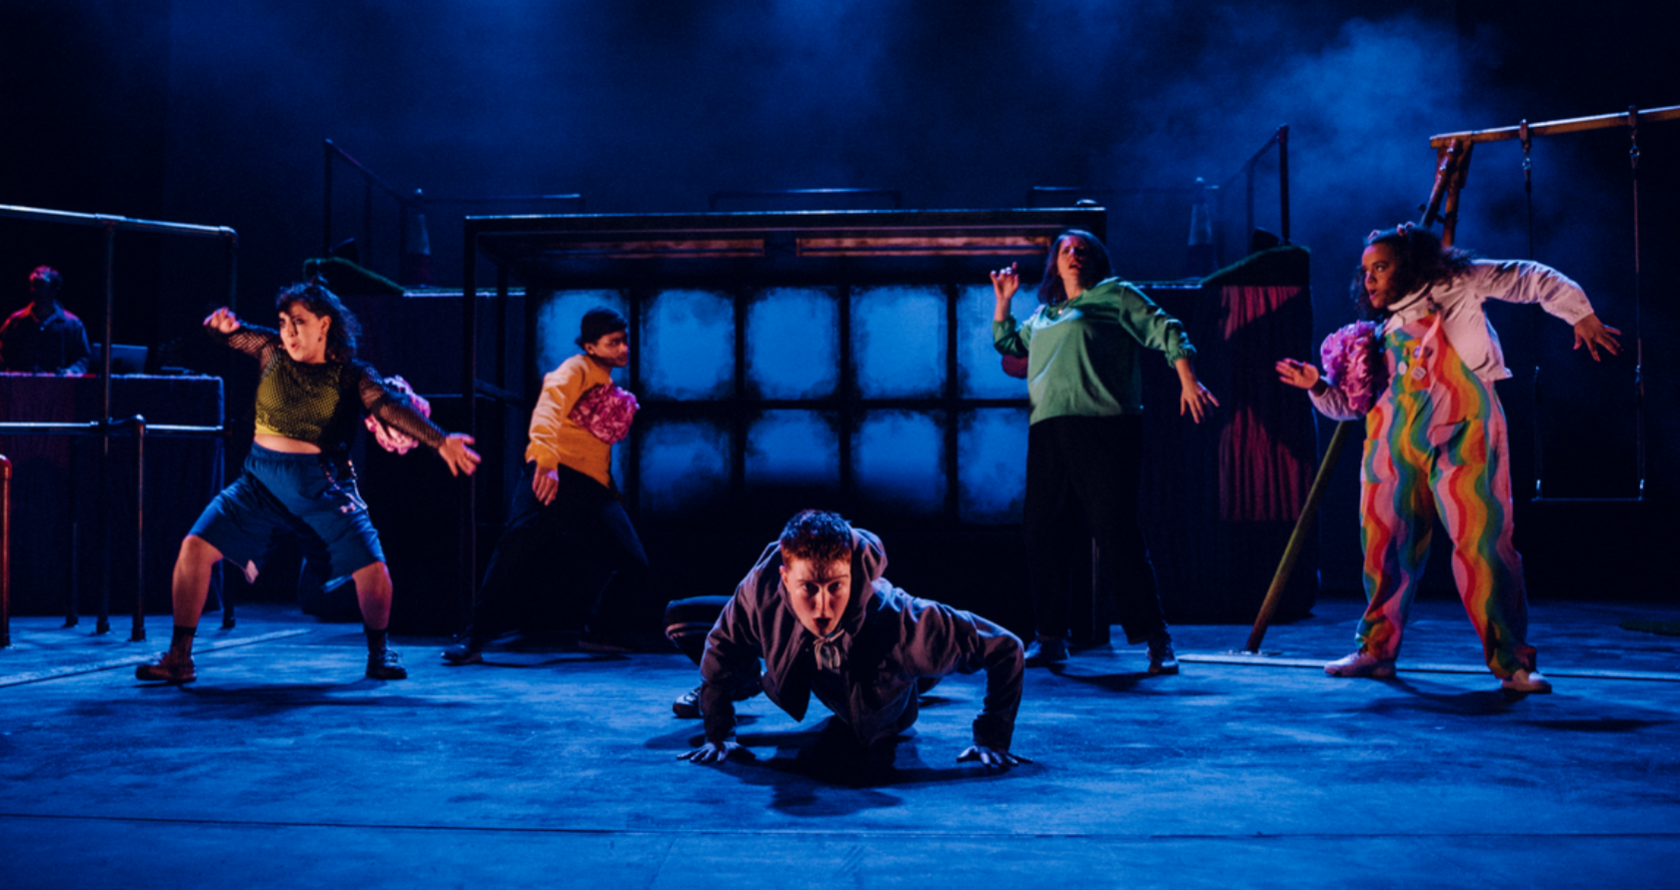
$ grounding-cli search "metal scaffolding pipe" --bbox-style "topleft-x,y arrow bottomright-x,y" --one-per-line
1,455 -> 10,648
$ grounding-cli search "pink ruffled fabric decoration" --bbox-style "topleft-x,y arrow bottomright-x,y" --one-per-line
364,375 -> 431,455
1319,321 -> 1387,415
568,383 -> 639,444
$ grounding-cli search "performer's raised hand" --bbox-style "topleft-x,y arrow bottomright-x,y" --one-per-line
1572,314 -> 1622,362
202,306 -> 241,334
958,745 -> 1029,770
1275,358 -> 1322,390
438,433 -> 481,477
990,262 -> 1020,320
680,739 -> 745,764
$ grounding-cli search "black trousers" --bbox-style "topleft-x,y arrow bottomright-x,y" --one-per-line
466,462 -> 648,641
1023,414 -> 1166,644
663,595 -> 731,666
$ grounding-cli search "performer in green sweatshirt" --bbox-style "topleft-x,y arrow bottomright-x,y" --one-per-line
992,229 -> 1217,671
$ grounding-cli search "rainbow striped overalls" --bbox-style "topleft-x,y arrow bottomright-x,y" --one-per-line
1354,307 -> 1536,678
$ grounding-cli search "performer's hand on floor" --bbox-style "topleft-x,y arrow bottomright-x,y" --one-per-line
958,745 -> 1028,769
1275,358 -> 1321,390
532,468 -> 560,505
680,739 -> 744,764
438,434 -> 481,477
203,306 -> 241,333
1573,314 -> 1622,362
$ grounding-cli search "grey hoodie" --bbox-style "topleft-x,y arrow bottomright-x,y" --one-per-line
700,527 -> 1023,750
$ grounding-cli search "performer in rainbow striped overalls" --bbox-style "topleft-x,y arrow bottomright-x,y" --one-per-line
1276,224 -> 1622,695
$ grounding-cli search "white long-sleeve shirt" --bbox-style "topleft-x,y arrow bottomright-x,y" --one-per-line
1310,259 -> 1595,420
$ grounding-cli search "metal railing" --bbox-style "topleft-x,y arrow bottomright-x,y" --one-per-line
1,455 -> 9,647
0,204 -> 237,639
323,139 -> 584,283
0,418 -> 225,642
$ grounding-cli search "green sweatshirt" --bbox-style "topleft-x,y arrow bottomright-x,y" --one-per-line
993,277 -> 1195,425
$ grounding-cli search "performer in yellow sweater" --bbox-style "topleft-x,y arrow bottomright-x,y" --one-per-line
443,307 -> 646,663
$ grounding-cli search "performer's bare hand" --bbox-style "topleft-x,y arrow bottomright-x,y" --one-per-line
438,434 -> 480,477
532,468 -> 560,505
958,745 -> 1029,769
1275,358 -> 1322,390
1573,314 -> 1622,362
680,740 -> 744,764
990,262 -> 1020,320
1174,358 -> 1218,423
202,307 -> 241,333
1180,382 -> 1219,424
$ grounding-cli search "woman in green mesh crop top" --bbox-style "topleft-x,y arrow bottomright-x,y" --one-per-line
137,282 -> 480,685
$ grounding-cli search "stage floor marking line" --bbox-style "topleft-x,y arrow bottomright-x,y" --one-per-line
0,629 -> 312,689
2,810 -> 1679,840
1178,653 -> 1680,682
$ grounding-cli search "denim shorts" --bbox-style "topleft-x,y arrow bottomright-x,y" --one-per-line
189,444 -> 385,588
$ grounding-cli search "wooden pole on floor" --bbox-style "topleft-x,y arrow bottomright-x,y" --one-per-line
1246,420 -> 1354,653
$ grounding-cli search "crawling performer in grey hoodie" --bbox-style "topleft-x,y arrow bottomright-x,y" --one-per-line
672,510 -> 1025,768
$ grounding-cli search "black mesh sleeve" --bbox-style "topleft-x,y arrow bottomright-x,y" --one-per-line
355,365 -> 447,450
210,324 -> 280,363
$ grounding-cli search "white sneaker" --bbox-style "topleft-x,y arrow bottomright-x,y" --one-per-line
1324,650 -> 1396,678
1501,668 -> 1553,695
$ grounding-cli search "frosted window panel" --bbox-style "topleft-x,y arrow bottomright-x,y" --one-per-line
746,288 -> 838,399
640,289 -> 735,400
852,286 -> 945,398
957,408 -> 1029,523
958,283 -> 1036,398
853,410 -> 945,513
536,290 -> 628,380
745,411 -> 839,488
637,419 -> 731,514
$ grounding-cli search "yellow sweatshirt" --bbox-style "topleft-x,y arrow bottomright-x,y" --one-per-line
524,353 -> 615,488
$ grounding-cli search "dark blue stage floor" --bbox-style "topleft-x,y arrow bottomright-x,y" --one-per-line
2,596 -> 1677,888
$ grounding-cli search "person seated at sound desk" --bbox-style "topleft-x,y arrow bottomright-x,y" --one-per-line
0,266 -> 90,374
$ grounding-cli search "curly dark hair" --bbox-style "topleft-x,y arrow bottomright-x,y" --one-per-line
275,281 -> 362,362
1036,229 -> 1114,305
779,509 -> 854,565
1350,225 -> 1474,318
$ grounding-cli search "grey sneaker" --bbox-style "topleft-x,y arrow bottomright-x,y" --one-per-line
1324,650 -> 1396,678
673,686 -> 702,718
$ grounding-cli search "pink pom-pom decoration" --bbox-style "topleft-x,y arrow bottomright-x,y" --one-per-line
1319,321 -> 1387,415
365,375 -> 432,455
568,383 -> 639,444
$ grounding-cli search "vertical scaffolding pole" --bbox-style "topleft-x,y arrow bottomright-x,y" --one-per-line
129,417 -> 146,642
1,455 -> 10,648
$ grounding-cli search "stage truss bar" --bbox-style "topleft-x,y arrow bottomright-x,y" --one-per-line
0,204 -> 237,240
1429,104 -> 1680,148
707,188 -> 902,211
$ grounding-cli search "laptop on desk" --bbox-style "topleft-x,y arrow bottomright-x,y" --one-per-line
89,343 -> 149,375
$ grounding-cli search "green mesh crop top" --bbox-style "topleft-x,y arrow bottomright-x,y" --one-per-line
215,325 -> 445,452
